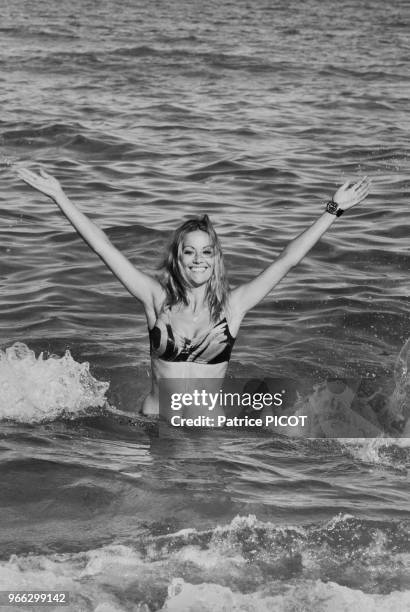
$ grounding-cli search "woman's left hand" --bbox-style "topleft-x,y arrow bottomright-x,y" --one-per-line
332,177 -> 370,211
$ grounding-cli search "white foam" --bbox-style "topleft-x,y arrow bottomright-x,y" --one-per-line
2,525 -> 409,612
162,577 -> 410,612
0,342 -> 109,422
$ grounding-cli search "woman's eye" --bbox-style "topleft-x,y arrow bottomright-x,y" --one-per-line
203,249 -> 213,256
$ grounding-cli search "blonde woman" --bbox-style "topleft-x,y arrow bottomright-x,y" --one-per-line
17,168 -> 370,415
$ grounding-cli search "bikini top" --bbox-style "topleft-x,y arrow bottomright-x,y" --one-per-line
149,309 -> 235,364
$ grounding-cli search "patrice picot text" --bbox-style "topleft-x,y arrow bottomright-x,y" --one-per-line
168,389 -> 308,428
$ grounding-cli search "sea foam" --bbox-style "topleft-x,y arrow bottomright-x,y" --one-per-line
0,342 -> 109,423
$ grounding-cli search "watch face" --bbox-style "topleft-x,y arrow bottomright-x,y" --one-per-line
326,200 -> 338,214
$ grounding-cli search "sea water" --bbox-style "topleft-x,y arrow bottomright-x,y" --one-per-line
1,0 -> 409,610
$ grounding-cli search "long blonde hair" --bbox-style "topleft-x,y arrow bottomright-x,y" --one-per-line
161,215 -> 229,322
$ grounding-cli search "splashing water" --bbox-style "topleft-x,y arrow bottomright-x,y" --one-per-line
0,342 -> 109,422
2,514 -> 409,611
1,338 -> 409,438
286,339 -> 410,442
388,338 -> 410,434
324,339 -> 410,467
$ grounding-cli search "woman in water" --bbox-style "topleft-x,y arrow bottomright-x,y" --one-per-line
17,168 -> 369,416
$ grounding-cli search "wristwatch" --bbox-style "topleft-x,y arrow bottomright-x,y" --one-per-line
325,199 -> 345,217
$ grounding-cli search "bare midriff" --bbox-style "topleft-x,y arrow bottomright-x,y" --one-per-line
141,358 -> 229,418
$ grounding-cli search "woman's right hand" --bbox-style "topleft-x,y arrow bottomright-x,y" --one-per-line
17,168 -> 64,200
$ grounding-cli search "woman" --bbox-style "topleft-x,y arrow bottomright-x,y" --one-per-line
16,168 -> 370,416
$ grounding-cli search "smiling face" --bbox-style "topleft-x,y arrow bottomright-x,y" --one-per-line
179,230 -> 215,286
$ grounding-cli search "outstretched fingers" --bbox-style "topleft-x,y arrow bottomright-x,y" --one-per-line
16,167 -> 61,199
17,168 -> 40,187
17,168 -> 36,177
354,177 -> 370,201
17,168 -> 40,179
347,177 -> 369,202
353,176 -> 369,191
333,176 -> 370,210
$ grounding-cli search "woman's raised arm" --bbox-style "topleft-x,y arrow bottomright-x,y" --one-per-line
17,168 -> 163,311
230,178 -> 370,316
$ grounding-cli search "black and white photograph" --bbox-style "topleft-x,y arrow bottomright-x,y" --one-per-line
1,0 -> 409,610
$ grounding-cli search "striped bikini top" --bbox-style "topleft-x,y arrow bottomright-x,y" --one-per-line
149,309 -> 235,364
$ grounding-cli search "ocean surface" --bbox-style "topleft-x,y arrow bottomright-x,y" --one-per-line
1,0 -> 410,610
